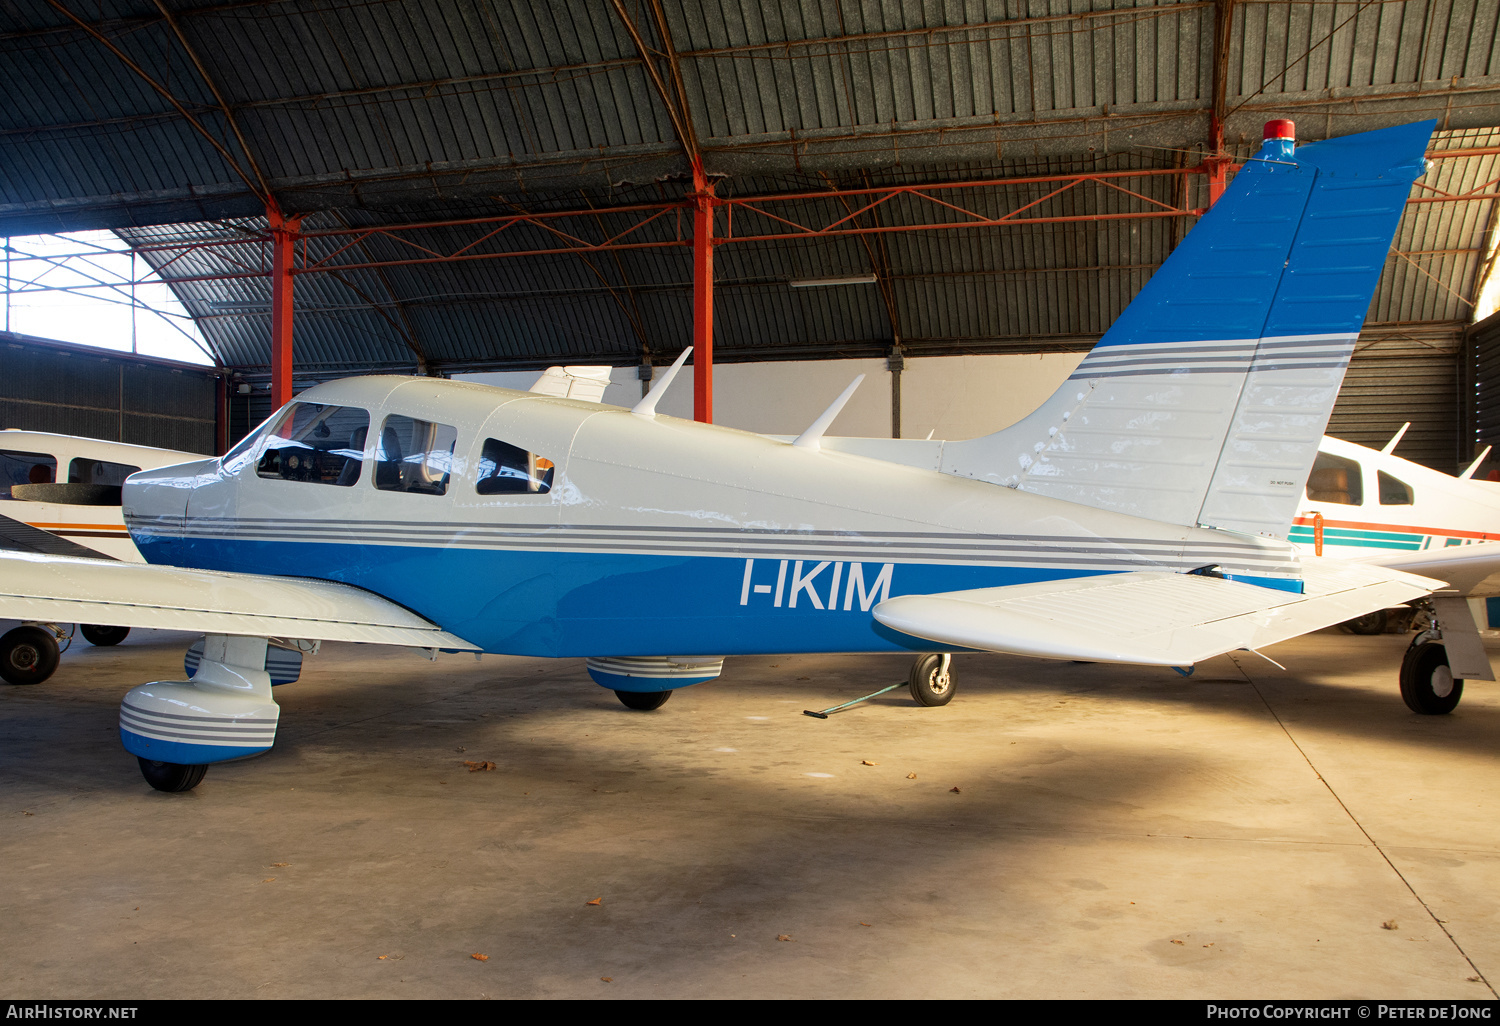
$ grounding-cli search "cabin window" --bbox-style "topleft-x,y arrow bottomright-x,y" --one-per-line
1306,452 -> 1363,505
1378,471 -> 1413,506
376,415 -> 457,495
256,403 -> 370,486
69,458 -> 139,487
0,450 -> 56,499
476,438 -> 553,495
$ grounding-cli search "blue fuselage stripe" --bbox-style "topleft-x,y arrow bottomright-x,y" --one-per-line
139,534 -> 1297,657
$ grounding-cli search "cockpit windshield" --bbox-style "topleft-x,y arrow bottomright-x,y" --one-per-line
255,403 -> 370,486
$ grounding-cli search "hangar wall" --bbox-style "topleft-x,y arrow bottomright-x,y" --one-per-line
460,344 -> 1461,471
1468,310 -> 1500,473
459,353 -> 1084,441
0,334 -> 219,455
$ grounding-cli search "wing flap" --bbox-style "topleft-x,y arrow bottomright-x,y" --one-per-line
874,562 -> 1437,666
0,551 -> 479,650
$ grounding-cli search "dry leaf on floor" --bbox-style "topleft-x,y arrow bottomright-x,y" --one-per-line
861,760 -> 877,766
859,922 -> 872,927
1382,920 -> 1399,930
949,786 -> 961,794
776,934 -> 792,942
464,760 -> 496,772
21,811 -> 33,816
906,773 -> 916,779
270,862 -> 289,868
586,898 -> 602,906
261,878 -> 275,883
471,953 -> 489,961
601,977 -> 613,983
1171,939 -> 1183,945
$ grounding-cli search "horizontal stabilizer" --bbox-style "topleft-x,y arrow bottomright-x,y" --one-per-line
873,561 -> 1436,666
0,551 -> 478,649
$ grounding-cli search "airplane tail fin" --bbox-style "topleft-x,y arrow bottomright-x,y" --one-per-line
940,119 -> 1433,538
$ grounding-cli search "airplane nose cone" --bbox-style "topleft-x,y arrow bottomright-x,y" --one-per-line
122,458 -> 220,564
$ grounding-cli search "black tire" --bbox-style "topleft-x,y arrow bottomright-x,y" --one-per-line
908,654 -> 955,707
137,758 -> 207,793
615,689 -> 671,711
0,626 -> 60,685
80,624 -> 131,647
1399,640 -> 1464,715
1343,610 -> 1388,635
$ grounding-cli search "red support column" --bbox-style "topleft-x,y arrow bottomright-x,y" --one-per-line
1205,116 -> 1229,209
691,162 -> 715,423
268,203 -> 301,409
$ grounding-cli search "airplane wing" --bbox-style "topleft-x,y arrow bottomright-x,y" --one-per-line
873,561 -> 1437,666
1334,541 -> 1500,599
0,550 -> 479,649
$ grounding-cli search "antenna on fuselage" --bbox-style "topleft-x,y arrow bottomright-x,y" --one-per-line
1460,445 -> 1493,480
792,375 -> 865,450
631,347 -> 692,418
1380,422 -> 1411,455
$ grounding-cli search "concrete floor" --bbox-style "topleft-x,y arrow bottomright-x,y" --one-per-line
2,627 -> 1498,999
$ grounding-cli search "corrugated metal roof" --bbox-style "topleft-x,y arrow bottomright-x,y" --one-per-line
1,1 -> 1495,386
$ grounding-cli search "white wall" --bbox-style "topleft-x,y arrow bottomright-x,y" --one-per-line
455,350 -> 1087,441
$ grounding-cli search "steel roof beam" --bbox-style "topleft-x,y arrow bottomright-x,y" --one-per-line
39,0 -> 268,206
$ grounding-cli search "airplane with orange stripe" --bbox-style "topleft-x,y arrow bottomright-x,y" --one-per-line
0,430 -> 204,669
1295,428 -> 1500,714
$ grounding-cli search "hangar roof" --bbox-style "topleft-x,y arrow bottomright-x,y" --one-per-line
3,0 -> 1498,380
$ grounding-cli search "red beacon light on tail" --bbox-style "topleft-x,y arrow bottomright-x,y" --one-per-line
1263,119 -> 1296,161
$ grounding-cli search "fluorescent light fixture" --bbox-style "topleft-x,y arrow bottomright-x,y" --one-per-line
787,274 -> 877,288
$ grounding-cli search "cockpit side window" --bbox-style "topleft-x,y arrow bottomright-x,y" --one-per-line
476,438 -> 553,495
255,403 -> 370,486
0,450 -> 56,499
1378,471 -> 1414,505
69,458 -> 139,487
376,414 -> 457,495
1306,452 -> 1363,505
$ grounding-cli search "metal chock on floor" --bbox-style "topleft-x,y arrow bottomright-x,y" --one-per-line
803,681 -> 907,719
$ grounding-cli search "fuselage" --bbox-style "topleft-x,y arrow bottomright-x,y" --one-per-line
1294,436 -> 1500,558
123,376 -> 1303,658
0,429 -> 205,561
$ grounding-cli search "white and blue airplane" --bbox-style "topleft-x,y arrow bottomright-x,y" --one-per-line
0,119 -> 1454,793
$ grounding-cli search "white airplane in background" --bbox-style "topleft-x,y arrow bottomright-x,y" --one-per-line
0,431 -> 206,680
1290,429 -> 1500,714
0,120 -> 1455,794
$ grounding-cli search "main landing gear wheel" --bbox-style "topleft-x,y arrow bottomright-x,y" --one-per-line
909,654 -> 955,707
1343,609 -> 1388,635
81,624 -> 130,647
1400,640 -> 1464,715
615,689 -> 671,711
0,626 -> 60,685
137,758 -> 207,793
